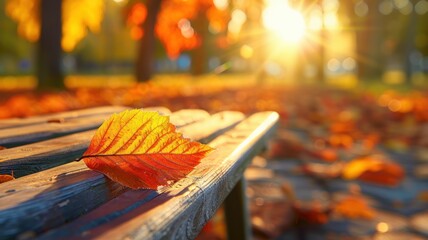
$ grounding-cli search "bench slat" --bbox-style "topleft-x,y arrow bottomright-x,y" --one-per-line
39,112 -> 279,240
168,109 -> 210,128
0,106 -> 173,147
179,111 -> 245,143
0,130 -> 94,177
0,111 -> 245,239
0,106 -> 129,129
0,115 -> 112,147
0,109 -> 212,177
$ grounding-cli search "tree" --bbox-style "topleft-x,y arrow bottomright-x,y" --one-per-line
127,0 -> 231,81
37,0 -> 64,90
6,0 -> 104,89
133,0 -> 162,82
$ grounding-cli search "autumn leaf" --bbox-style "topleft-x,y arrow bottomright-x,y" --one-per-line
0,174 -> 14,184
342,156 -> 404,186
333,196 -> 375,219
81,109 -> 213,190
342,157 -> 383,180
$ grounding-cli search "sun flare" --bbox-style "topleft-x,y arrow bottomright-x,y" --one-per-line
262,0 -> 306,44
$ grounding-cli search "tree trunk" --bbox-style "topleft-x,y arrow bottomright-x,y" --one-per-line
37,0 -> 65,90
367,1 -> 384,79
355,1 -> 383,81
316,0 -> 325,83
403,3 -> 417,83
135,0 -> 162,82
191,9 -> 209,75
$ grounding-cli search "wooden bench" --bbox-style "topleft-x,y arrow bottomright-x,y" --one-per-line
0,106 -> 279,240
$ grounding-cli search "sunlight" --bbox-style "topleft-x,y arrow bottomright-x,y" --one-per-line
262,0 -> 306,43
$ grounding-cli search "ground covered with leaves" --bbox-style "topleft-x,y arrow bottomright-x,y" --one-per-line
1,81 -> 428,239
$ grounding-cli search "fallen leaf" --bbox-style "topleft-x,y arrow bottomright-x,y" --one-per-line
81,109 -> 213,189
301,162 -> 343,179
333,195 -> 375,219
342,156 -> 404,186
47,118 -> 65,123
0,174 -> 14,183
342,157 -> 383,180
293,201 -> 329,225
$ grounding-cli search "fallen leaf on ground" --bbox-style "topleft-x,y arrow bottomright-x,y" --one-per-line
293,200 -> 329,225
333,195 -> 375,219
81,109 -> 213,189
342,156 -> 404,186
0,174 -> 14,183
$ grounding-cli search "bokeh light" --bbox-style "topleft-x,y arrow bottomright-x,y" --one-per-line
262,0 -> 306,43
415,0 -> 428,15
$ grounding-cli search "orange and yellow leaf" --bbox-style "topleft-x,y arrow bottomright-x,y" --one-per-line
342,155 -> 404,186
0,174 -> 14,184
82,109 -> 213,190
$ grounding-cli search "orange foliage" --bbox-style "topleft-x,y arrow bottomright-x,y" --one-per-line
155,0 -> 201,59
127,0 -> 231,58
6,0 -> 104,52
128,3 -> 147,26
328,134 -> 353,149
207,7 -> 229,32
127,3 -> 147,40
343,156 -> 404,186
333,196 -> 375,219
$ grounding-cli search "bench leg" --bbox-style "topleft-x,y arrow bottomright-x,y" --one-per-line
224,178 -> 252,240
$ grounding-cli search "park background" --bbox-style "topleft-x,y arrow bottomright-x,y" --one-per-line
1,0 -> 428,239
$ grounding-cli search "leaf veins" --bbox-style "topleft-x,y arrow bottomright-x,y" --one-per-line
81,109 -> 213,189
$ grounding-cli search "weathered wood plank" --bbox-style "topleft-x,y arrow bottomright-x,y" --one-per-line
1,162 -> 126,240
179,111 -> 245,143
0,130 -> 94,177
0,106 -> 172,148
0,115 -> 111,147
0,109 -> 213,177
0,106 -> 129,130
39,112 -> 279,240
169,109 -> 210,128
0,111 -> 246,239
142,106 -> 172,116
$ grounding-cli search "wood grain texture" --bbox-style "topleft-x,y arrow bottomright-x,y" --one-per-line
142,107 -> 172,116
179,111 -> 245,143
0,114 -> 113,148
0,109 -> 211,177
0,106 -> 129,130
0,106 -> 170,147
39,112 -> 279,240
0,111 -> 246,239
0,130 -> 95,177
169,109 -> 210,128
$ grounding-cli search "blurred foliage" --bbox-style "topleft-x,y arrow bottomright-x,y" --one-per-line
75,1 -> 136,65
126,0 -> 230,59
0,0 -> 32,59
5,0 -> 104,52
